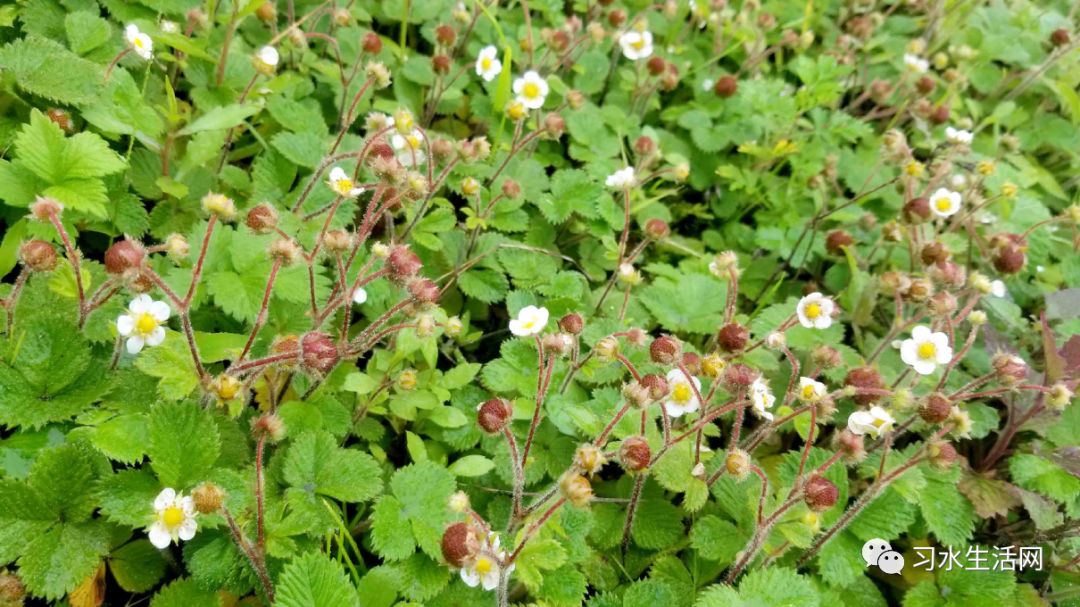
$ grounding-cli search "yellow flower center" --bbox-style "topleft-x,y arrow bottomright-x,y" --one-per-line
405,135 -> 421,149
917,342 -> 936,360
134,37 -> 146,49
136,313 -> 159,335
934,197 -> 951,211
335,177 -> 353,193
672,383 -> 692,403
523,82 -> 540,99
475,557 -> 493,575
802,384 -> 817,400
481,57 -> 492,70
631,37 -> 645,50
804,302 -> 821,319
162,506 -> 184,528
872,417 -> 887,428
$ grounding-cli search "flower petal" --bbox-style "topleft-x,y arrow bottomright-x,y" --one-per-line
146,326 -> 166,347
148,522 -> 172,549
154,488 -> 176,510
117,314 -> 134,336
126,335 -> 145,354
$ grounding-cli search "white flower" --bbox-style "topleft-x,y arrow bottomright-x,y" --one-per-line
352,287 -> 367,305
160,20 -> 179,34
605,166 -> 636,190
945,126 -> 973,145
460,533 -> 514,591
512,71 -> 548,110
391,129 -> 427,167
949,174 -> 968,190
327,166 -> 365,197
125,24 -> 154,60
847,406 -> 896,438
899,325 -> 953,375
619,30 -> 654,60
256,45 -> 279,68
796,292 -> 834,329
990,280 -> 1006,298
148,488 -> 197,549
664,368 -> 702,418
796,377 -> 827,403
903,54 -> 928,73
749,378 -> 775,421
929,187 -> 962,218
475,45 -> 502,82
117,294 -> 170,354
509,305 -> 549,337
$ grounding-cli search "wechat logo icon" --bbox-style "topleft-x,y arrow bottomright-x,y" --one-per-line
862,538 -> 904,575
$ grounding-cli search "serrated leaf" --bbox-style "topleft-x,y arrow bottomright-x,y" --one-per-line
109,540 -> 167,593
178,104 -> 258,135
276,552 -> 360,607
640,274 -> 728,334
448,454 -> 494,476
458,268 -> 509,303
147,401 -> 221,489
18,522 -> 110,601
150,577 -> 222,607
283,432 -> 382,503
0,36 -> 103,104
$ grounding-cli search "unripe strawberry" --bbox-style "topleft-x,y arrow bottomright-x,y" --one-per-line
634,135 -> 656,156
921,241 -> 949,265
811,345 -> 842,369
649,336 -> 681,364
928,291 -> 958,317
269,239 -> 303,266
104,239 -> 146,275
441,522 -> 479,567
920,393 -> 952,424
928,441 -> 959,470
246,203 -> 279,234
803,476 -> 838,512
409,278 -> 441,303
639,373 -> 669,400
30,196 -> 63,222
300,332 -> 339,376
644,218 -> 670,239
324,229 -> 354,254
477,398 -> 513,433
501,178 -> 522,199
559,472 -> 593,507
387,246 -> 423,282
432,54 -> 451,74
903,197 -> 931,224
834,429 -> 866,462
825,230 -> 854,255
844,366 -> 885,405
363,32 -> 382,54
930,105 -> 950,125
435,24 -> 456,46
0,571 -> 25,604
558,312 -> 584,335
714,75 -> 738,98
905,277 -> 934,302
992,243 -> 1026,274
574,444 -> 606,476
723,363 -> 759,391
717,322 -> 749,352
915,75 -> 935,94
992,353 -> 1027,386
646,56 -> 666,76
1050,28 -> 1070,47
255,1 -> 276,21
725,449 -> 751,480
18,240 -> 57,272
369,141 -> 394,160
431,138 -> 455,161
681,352 -> 701,375
251,412 -> 286,443
619,436 -> 651,472
192,482 -> 225,514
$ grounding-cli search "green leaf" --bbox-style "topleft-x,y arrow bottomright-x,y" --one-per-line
458,268 -> 509,303
64,11 -> 111,55
640,274 -> 728,334
388,462 -> 456,561
178,104 -> 259,135
276,552 -> 361,607
536,169 -> 602,223
371,495 -> 415,560
109,540 -> 167,593
147,401 -> 221,489
28,444 -> 98,522
429,406 -> 468,429
283,432 -> 383,503
515,537 -> 568,590
689,515 -> 746,565
0,36 -> 103,104
87,413 -> 149,463
18,522 -> 110,601
920,468 -> 976,546
1009,453 -> 1080,507
133,333 -> 200,400
448,454 -> 494,476
150,577 -> 223,607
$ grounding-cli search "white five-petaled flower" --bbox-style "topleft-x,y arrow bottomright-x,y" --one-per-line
749,377 -> 775,421
256,45 -> 279,69
475,45 -> 502,82
664,368 -> 702,418
460,533 -> 514,591
796,377 -> 827,403
900,325 -> 953,375
619,30 -> 654,60
391,129 -> 427,167
929,187 -> 962,218
148,488 -> 197,549
796,292 -> 834,329
509,305 -> 549,337
327,166 -> 365,198
160,20 -> 179,34
352,287 -> 368,305
990,279 -> 1006,298
847,406 -> 896,438
125,24 -> 154,60
605,166 -> 637,190
945,126 -> 973,145
903,54 -> 928,73
512,71 -> 548,110
117,294 -> 170,354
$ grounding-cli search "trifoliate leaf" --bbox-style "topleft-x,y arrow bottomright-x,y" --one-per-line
393,553 -> 450,602
387,462 -> 456,560
623,579 -> 678,607
276,552 -> 361,607
283,431 -> 383,503
147,401 -> 221,489
640,274 -> 728,334
459,268 -> 509,303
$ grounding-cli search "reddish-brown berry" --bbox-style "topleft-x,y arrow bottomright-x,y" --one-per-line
681,352 -> 701,375
246,203 -> 279,234
646,56 -> 666,76
363,32 -> 382,54
18,239 -> 57,272
634,135 -> 656,156
1050,28 -> 1070,47
558,312 -> 584,335
649,336 -> 681,364
717,323 -> 749,353
723,363 -> 759,391
714,75 -> 738,98
993,244 -> 1026,274
803,476 -> 839,511
644,218 -> 670,240
903,197 -> 931,224
844,366 -> 885,405
921,241 -> 949,265
929,441 -> 959,470
607,9 -> 626,27
992,353 -> 1027,386
441,522 -> 479,567
639,374 -> 669,400
825,230 -> 854,255
387,246 -> 423,281
300,332 -> 339,376
104,239 -> 145,275
916,75 -> 935,95
409,278 -> 441,303
477,398 -> 513,433
930,105 -> 950,125
619,436 -> 651,473
435,24 -> 456,46
432,54 -> 451,73
920,393 -> 952,424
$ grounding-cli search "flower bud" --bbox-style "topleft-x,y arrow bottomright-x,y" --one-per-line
398,369 -> 418,391
416,314 -> 437,338
717,322 -> 749,352
387,246 -> 423,282
164,233 -> 190,262
991,353 -> 1027,386
701,352 -> 726,379
300,331 -> 338,376
649,335 -> 681,364
1048,383 -> 1073,410
441,522 -> 479,567
210,373 -> 243,403
824,230 -> 854,255
725,449 -> 751,480
566,90 -> 586,109
619,436 -> 651,473
803,476 -> 838,512
542,333 -> 574,357
246,203 -> 279,233
920,393 -> 952,424
902,197 -> 931,224
558,312 -> 584,335
623,381 -> 651,406
29,196 -> 63,221
448,491 -> 470,513
192,482 -> 226,514
714,75 -> 738,98
269,238 -> 303,265
593,336 -> 620,361
708,251 -> 740,278
844,366 -> 885,405
559,472 -> 594,508
834,429 -> 866,462
477,398 -> 513,433
18,240 -> 58,272
928,441 -> 959,470
251,412 -> 286,443
408,278 -> 441,304
811,345 -> 842,369
574,444 -> 606,477
201,192 -> 236,220
639,374 -> 669,400
501,178 -> 522,199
